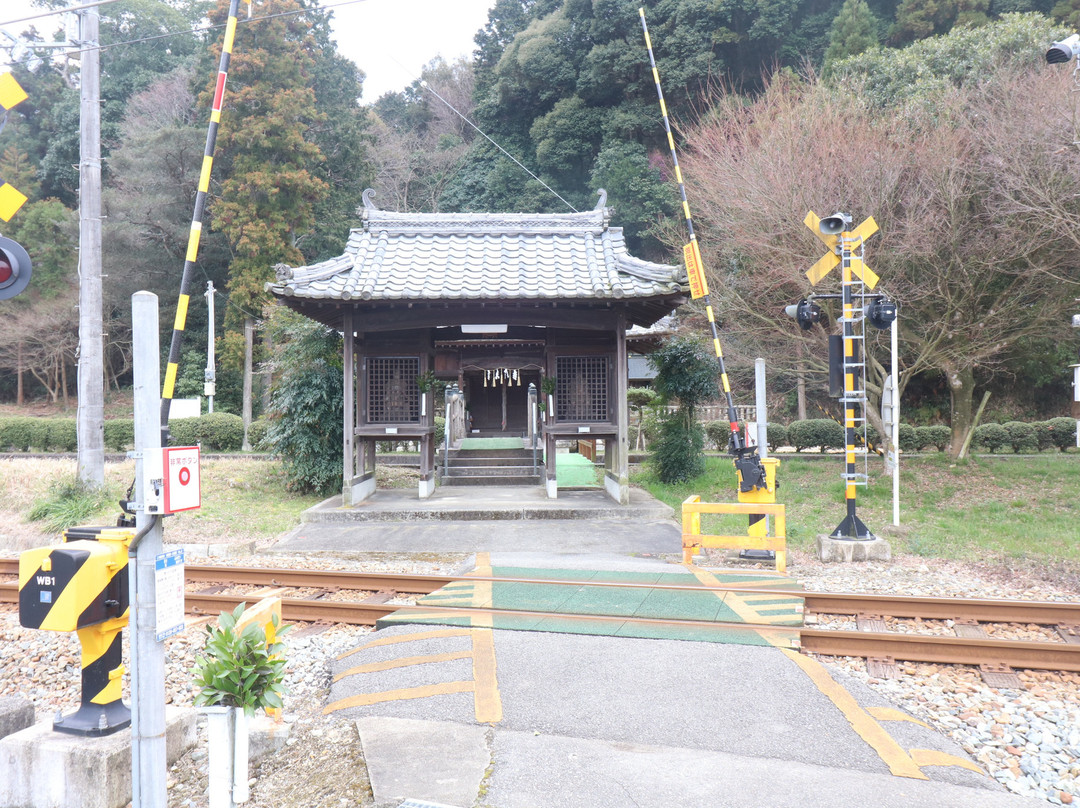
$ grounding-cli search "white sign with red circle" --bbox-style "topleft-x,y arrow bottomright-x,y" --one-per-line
163,446 -> 201,513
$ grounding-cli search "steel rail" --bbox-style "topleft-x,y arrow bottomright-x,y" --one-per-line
803,592 -> 1080,625
4,572 -> 1080,671
800,628 -> 1080,673
3,559 -> 1080,626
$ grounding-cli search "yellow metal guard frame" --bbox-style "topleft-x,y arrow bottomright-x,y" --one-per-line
681,496 -> 787,574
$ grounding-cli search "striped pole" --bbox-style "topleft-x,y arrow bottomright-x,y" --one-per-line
159,0 -> 242,438
639,8 -> 745,454
640,9 -> 770,497
832,232 -> 873,539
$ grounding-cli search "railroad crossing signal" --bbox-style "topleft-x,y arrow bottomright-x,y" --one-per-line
804,211 -> 880,289
0,235 -> 32,300
0,71 -> 29,223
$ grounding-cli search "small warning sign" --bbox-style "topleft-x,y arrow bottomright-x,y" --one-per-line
683,241 -> 709,299
163,446 -> 201,513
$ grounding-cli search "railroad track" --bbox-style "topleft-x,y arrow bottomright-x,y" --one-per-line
2,559 -> 1079,672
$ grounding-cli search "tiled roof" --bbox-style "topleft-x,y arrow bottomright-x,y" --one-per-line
267,191 -> 688,304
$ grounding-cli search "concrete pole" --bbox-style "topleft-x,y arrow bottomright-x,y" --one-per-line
755,358 -> 768,460
76,6 -> 105,487
130,291 -> 167,808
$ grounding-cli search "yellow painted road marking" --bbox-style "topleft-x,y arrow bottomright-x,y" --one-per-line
909,748 -> 984,774
780,647 -> 927,780
324,681 -> 474,714
336,628 -> 471,661
469,551 -> 503,723
333,650 -> 473,682
867,707 -> 931,729
684,566 -> 801,638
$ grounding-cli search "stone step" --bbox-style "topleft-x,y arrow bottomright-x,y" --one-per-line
448,448 -> 532,460
440,474 -> 543,487
443,465 -> 540,478
445,456 -> 538,468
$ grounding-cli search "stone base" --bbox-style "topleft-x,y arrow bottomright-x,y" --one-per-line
248,714 -> 292,762
816,535 -> 892,563
0,697 -> 34,741
0,707 -> 196,808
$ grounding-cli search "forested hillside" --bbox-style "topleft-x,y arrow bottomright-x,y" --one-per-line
0,0 -> 1077,431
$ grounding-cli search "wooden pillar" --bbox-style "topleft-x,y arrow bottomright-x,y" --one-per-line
606,314 -> 630,504
342,313 -> 354,503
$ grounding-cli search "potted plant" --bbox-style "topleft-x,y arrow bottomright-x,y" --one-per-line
192,603 -> 291,807
540,376 -> 557,420
417,370 -> 437,417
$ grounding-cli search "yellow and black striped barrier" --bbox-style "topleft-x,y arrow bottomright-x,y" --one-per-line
639,7 -> 768,495
18,526 -> 133,736
159,0 -> 241,436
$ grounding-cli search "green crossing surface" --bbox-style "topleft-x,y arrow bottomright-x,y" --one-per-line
378,566 -> 804,646
555,452 -> 601,487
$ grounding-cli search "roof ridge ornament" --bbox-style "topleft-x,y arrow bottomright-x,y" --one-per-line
361,188 -> 378,214
273,262 -> 293,282
594,189 -> 607,210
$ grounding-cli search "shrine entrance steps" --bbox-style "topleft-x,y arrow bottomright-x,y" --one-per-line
441,438 -> 542,487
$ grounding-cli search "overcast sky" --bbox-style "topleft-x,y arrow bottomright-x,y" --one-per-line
0,0 -> 497,101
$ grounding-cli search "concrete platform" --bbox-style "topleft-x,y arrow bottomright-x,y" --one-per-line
0,707 -> 196,808
298,485 -> 674,523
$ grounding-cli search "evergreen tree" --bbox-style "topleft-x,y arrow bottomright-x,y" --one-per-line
823,0 -> 880,73
203,0 -> 329,351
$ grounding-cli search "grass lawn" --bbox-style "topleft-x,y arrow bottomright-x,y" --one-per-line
631,452 -> 1080,565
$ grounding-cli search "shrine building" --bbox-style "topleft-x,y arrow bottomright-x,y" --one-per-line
266,189 -> 688,505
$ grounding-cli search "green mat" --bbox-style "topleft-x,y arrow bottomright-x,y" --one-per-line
556,452 -> 600,487
379,566 -> 804,646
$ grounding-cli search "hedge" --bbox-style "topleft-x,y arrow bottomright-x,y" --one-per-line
972,423 -> 1010,453
787,419 -> 845,453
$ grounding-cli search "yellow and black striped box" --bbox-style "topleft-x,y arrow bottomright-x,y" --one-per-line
18,527 -> 132,632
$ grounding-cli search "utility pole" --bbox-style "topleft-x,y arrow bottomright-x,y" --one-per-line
76,4 -> 104,487
204,281 -> 216,414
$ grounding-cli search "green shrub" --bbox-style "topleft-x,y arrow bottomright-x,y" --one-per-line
653,414 -> 706,483
248,417 -> 272,451
898,423 -> 918,452
191,603 -> 291,717
24,418 -> 49,451
1033,421 -> 1056,452
765,423 -> 788,452
787,419 -> 844,453
265,310 -> 344,495
103,419 -> 134,452
198,412 -> 244,451
972,422 -> 1009,453
167,417 -> 200,447
1046,417 -> 1078,452
46,419 -> 77,452
1003,421 -> 1038,454
914,424 -> 951,452
0,417 -> 34,451
705,420 -> 729,451
863,423 -> 880,449
434,416 -> 445,449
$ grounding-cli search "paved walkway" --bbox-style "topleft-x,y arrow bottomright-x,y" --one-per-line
265,487 -> 1047,808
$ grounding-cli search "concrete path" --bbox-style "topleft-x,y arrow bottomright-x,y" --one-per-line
271,488 -> 1046,808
